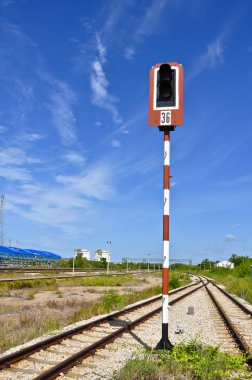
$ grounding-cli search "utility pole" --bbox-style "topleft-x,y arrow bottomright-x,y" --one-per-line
148,253 -> 151,271
106,241 -> 111,275
148,62 -> 184,350
72,249 -> 76,276
0,194 -> 4,246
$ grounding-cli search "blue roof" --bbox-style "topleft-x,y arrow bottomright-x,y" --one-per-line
0,246 -> 61,260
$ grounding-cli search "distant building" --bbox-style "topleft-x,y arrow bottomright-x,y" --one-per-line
95,249 -> 110,262
216,260 -> 234,269
74,248 -> 90,260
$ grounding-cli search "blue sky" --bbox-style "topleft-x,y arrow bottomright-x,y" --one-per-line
0,0 -> 252,263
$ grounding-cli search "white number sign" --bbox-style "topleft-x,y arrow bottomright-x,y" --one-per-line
160,111 -> 171,125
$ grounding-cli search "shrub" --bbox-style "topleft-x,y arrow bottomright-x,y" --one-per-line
114,341 -> 249,380
102,290 -> 124,312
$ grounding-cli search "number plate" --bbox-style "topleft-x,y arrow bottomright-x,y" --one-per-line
160,111 -> 171,125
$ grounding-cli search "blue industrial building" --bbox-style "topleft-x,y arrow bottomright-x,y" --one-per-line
0,245 -> 61,266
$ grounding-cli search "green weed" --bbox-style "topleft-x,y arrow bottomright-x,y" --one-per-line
114,341 -> 249,380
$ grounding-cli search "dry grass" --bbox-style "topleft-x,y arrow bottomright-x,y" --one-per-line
0,273 -> 165,353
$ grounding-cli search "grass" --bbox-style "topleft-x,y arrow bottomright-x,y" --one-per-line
113,341 -> 250,380
0,278 -> 58,292
0,285 -> 162,353
0,274 -> 146,294
70,286 -> 162,323
61,274 -> 146,287
198,268 -> 252,304
0,271 -> 187,353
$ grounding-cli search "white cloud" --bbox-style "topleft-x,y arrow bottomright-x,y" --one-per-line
111,140 -> 121,148
7,188 -> 92,236
0,147 -> 42,181
90,35 -> 122,124
124,0 -> 167,60
0,147 -> 42,165
96,33 -> 106,63
188,38 -> 224,81
62,151 -> 85,164
38,71 -> 77,145
187,13 -> 240,82
12,78 -> 35,100
24,133 -> 45,141
56,163 -> 115,201
0,147 -> 29,165
0,125 -> 7,134
224,234 -> 237,241
124,47 -> 135,60
49,81 -> 77,145
6,162 -> 116,235
2,0 -> 15,7
0,166 -> 32,182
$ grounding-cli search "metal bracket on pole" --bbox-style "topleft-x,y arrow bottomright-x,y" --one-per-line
158,125 -> 176,132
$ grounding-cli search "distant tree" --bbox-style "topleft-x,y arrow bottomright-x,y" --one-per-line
100,257 -> 107,268
229,254 -> 251,267
199,259 -> 214,270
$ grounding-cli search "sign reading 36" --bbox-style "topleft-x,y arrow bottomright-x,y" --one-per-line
160,111 -> 171,125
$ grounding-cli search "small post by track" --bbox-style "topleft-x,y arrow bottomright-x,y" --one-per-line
148,62 -> 184,349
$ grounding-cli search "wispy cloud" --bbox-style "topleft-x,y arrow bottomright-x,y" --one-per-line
47,78 -> 77,145
187,11 -> 241,82
0,147 -> 41,182
124,0 -> 168,60
1,0 -> 15,8
225,234 -> 237,241
90,34 -> 122,124
0,147 -> 36,166
23,133 -> 45,141
5,160 -> 117,236
0,166 -> 32,182
7,187 -> 92,236
188,37 -> 225,81
12,78 -> 35,100
62,151 -> 86,164
1,20 -> 78,147
56,163 -> 115,201
111,140 -> 121,148
219,174 -> 252,188
0,125 -> 7,134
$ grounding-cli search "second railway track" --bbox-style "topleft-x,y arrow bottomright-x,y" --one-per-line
0,280 -> 203,380
0,276 -> 251,379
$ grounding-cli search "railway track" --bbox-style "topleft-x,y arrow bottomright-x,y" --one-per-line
0,280 -> 203,380
0,268 -> 111,273
0,270 -> 156,283
204,279 -> 252,354
0,275 -> 251,379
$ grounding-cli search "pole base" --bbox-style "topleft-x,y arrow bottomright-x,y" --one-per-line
156,323 -> 173,350
156,337 -> 173,350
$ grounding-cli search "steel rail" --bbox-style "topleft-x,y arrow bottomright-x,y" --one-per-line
0,267 -> 107,272
211,282 -> 252,316
204,283 -> 251,354
0,270 -> 155,283
199,274 -> 252,315
33,283 -> 205,380
0,280 -> 203,372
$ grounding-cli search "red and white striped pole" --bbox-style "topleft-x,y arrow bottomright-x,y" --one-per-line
157,128 -> 173,349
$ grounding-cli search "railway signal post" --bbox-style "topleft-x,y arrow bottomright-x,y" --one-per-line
148,62 -> 184,349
